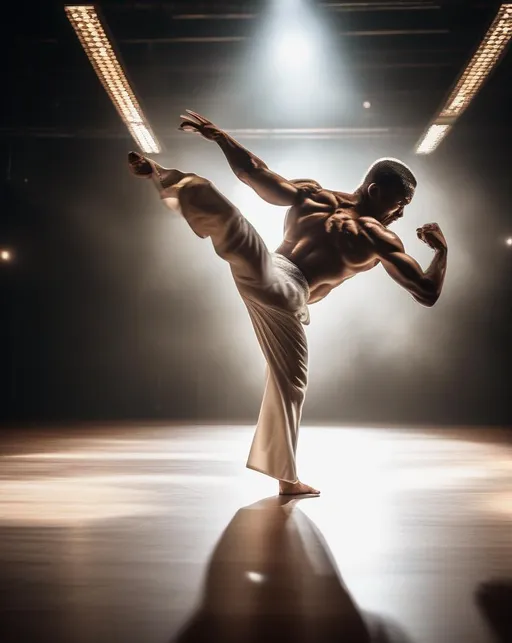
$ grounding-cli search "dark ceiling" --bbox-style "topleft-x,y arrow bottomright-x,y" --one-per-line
3,0 -> 511,147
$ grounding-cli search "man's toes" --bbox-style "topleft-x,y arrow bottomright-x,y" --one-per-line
128,152 -> 153,177
128,151 -> 142,164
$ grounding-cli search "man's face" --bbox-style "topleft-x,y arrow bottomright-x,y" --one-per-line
368,183 -> 414,226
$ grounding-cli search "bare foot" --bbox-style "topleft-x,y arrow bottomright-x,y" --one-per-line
279,480 -> 320,496
128,151 -> 153,178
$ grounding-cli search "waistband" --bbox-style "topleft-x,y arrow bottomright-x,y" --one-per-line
272,253 -> 310,325
272,253 -> 310,300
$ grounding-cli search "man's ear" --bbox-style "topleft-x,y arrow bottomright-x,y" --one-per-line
367,182 -> 380,201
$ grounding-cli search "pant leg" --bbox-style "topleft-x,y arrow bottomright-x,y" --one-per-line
148,162 -> 274,289
244,299 -> 308,483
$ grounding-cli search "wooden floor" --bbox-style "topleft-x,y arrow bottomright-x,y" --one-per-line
0,424 -> 511,643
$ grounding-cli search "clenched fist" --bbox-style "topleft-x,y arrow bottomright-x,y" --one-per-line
416,223 -> 447,252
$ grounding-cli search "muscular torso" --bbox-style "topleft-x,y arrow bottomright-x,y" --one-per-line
275,187 -> 382,304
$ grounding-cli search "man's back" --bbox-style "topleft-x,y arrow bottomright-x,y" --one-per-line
275,186 -> 383,304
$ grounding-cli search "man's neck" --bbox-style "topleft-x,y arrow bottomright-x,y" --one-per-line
352,187 -> 373,218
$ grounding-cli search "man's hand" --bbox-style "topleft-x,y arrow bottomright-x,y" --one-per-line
179,110 -> 224,142
416,223 -> 447,252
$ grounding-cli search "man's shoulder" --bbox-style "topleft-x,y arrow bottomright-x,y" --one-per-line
291,180 -> 340,209
296,185 -> 360,208
359,218 -> 403,250
291,178 -> 323,189
358,216 -> 383,231
291,178 -> 323,195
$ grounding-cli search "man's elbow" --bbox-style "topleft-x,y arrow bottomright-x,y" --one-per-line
422,295 -> 438,307
235,160 -> 266,181
235,168 -> 251,184
416,280 -> 441,307
420,290 -> 441,307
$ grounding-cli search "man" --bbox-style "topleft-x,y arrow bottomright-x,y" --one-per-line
128,110 -> 448,496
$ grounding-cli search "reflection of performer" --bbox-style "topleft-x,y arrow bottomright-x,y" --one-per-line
129,110 -> 448,496
172,497 -> 411,643
476,581 -> 512,642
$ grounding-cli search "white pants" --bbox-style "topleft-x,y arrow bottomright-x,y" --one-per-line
147,164 -> 310,482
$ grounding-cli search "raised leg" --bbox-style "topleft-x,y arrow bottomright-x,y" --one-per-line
128,152 -> 273,289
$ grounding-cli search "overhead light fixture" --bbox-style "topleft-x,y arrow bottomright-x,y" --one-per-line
415,124 -> 451,155
416,3 -> 512,154
1,249 -> 12,262
65,5 -> 161,154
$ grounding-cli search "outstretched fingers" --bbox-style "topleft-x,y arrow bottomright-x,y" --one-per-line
179,110 -> 215,135
185,109 -> 211,124
179,113 -> 201,133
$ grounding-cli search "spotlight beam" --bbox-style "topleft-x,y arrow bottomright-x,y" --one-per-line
415,3 -> 512,154
65,5 -> 161,154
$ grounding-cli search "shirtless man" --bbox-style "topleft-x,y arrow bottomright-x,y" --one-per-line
128,110 -> 448,496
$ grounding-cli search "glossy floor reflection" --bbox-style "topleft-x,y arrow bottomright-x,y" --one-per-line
173,495 -> 410,643
0,424 -> 511,643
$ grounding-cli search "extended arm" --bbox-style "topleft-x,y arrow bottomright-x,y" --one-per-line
179,110 -> 302,206
215,131 -> 301,206
370,222 -> 447,307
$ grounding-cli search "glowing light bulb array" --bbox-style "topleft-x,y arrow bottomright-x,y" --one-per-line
416,124 -> 451,155
416,3 -> 512,154
65,5 -> 160,154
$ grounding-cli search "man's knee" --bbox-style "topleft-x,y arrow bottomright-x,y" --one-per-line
179,173 -> 208,186
176,174 -> 239,240
180,176 -> 238,223
178,174 -> 212,199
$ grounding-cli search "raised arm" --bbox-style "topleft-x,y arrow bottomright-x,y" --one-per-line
179,110 -> 302,206
368,221 -> 448,307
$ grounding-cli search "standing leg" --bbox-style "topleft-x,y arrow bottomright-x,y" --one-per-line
244,301 -> 319,495
245,302 -> 307,483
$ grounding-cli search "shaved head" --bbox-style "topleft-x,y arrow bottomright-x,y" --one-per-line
362,158 -> 417,202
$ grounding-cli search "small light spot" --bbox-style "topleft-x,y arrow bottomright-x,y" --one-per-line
246,571 -> 265,584
506,237 -> 512,246
363,101 -> 371,109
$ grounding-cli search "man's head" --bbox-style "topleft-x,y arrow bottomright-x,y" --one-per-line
359,158 -> 417,225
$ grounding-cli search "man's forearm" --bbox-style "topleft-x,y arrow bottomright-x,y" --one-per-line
416,248 -> 447,306
212,130 -> 299,206
214,130 -> 267,179
426,248 -> 447,292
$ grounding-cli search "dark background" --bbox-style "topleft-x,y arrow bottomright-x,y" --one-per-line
1,0 -> 511,426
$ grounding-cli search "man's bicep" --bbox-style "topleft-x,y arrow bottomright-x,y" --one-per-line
369,226 -> 426,290
380,250 -> 436,306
